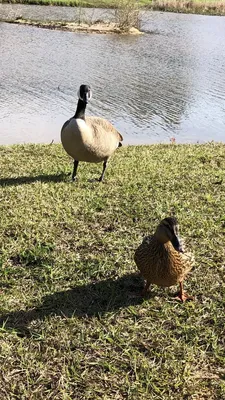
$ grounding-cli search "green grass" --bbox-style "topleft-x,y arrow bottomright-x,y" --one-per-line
1,0 -> 225,16
0,0 -> 147,8
0,143 -> 225,399
1,0 -> 117,7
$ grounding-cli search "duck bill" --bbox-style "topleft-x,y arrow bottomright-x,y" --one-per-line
171,235 -> 183,253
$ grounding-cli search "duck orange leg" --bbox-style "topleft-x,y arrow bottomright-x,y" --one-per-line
176,281 -> 193,302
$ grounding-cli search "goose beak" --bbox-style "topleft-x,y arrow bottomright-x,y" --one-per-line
171,235 -> 183,253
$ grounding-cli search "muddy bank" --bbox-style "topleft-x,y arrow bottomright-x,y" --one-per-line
2,18 -> 143,34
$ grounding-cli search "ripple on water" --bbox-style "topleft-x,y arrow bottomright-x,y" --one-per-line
0,8 -> 225,144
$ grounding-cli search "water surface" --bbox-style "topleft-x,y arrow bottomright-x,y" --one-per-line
0,5 -> 225,145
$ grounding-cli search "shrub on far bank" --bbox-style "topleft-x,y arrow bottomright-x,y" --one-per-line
114,0 -> 141,31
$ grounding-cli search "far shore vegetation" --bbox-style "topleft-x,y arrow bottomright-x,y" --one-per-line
1,0 -> 144,32
0,0 -> 143,33
1,0 -> 146,33
1,0 -> 225,16
0,142 -> 225,398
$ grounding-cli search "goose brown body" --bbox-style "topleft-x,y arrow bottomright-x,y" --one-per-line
134,217 -> 194,301
61,84 -> 123,182
61,116 -> 123,163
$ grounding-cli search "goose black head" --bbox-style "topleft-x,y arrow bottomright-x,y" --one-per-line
77,84 -> 92,104
156,216 -> 183,253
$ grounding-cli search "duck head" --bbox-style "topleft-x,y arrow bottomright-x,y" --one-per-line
155,217 -> 183,253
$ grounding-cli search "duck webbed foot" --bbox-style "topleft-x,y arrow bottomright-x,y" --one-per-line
175,281 -> 194,302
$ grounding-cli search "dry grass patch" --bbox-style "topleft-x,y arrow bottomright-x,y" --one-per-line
151,0 -> 225,15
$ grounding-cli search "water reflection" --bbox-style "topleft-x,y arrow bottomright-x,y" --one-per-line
0,7 -> 225,145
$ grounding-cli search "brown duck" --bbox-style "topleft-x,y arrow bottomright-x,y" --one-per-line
134,217 -> 194,302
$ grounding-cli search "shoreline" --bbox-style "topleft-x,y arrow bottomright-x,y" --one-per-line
1,0 -> 225,16
0,17 -> 144,33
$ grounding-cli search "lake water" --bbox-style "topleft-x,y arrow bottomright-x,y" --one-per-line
0,4 -> 225,145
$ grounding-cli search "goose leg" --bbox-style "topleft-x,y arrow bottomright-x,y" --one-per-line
141,280 -> 151,297
176,281 -> 193,302
72,160 -> 79,181
99,161 -> 108,182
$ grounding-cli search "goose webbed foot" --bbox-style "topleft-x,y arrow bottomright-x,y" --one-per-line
141,280 -> 151,297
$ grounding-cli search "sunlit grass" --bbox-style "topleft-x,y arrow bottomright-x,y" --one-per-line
0,143 -> 225,398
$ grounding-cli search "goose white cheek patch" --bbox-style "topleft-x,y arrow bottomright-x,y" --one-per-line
87,90 -> 92,101
77,89 -> 82,100
77,89 -> 93,101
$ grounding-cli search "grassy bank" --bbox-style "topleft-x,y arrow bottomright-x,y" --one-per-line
1,0 -> 225,16
0,143 -> 225,399
151,0 -> 225,15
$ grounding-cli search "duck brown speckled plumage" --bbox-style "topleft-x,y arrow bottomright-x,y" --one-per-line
134,217 -> 194,302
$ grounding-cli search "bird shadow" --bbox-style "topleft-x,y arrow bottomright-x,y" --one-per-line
0,173 -> 68,187
0,273 -> 144,337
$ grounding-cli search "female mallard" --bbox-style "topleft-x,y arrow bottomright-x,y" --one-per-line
134,217 -> 194,302
61,84 -> 123,182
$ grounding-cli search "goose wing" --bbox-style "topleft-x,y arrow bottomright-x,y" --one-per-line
86,117 -> 123,142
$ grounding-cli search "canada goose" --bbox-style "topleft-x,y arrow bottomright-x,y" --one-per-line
61,84 -> 123,182
134,217 -> 194,302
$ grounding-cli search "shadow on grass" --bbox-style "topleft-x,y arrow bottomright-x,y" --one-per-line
0,273 -> 143,336
0,173 -> 68,187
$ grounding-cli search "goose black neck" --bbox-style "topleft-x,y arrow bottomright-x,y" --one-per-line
74,99 -> 86,120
